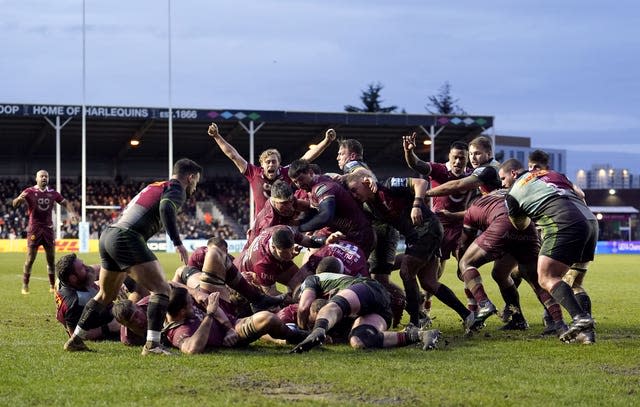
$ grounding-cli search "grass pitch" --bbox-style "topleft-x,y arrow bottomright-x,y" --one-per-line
0,252 -> 638,406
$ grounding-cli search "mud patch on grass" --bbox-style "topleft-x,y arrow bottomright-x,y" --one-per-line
229,374 -> 414,404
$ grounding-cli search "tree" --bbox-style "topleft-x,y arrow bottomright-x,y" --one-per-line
425,81 -> 466,115
344,82 -> 397,113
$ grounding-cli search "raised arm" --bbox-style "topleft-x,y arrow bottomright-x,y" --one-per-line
403,133 -> 432,176
207,123 -> 248,174
300,128 -> 337,162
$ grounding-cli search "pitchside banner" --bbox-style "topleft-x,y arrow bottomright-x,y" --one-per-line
2,239 -> 639,255
596,241 -> 640,254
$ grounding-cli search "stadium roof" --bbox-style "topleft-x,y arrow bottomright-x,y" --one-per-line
1,102 -> 493,177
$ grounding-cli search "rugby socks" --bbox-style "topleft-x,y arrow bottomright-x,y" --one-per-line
22,272 -> 31,288
147,293 -> 169,338
76,299 -> 107,337
464,287 -> 478,312
575,292 -> 592,316
314,318 -> 329,331
498,283 -> 521,314
462,267 -> 488,304
537,289 -> 564,322
434,284 -> 469,319
47,269 -> 55,288
549,281 -> 583,318
402,279 -> 422,325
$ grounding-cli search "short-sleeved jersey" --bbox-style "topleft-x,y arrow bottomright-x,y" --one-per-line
113,179 -> 186,245
55,282 -> 100,332
234,226 -> 302,286
187,246 -> 208,270
246,200 -> 297,248
470,159 -> 502,196
505,170 -> 596,228
305,240 -> 369,277
244,163 -> 292,216
429,163 -> 472,227
21,186 -> 64,229
299,272 -> 370,300
308,176 -> 373,252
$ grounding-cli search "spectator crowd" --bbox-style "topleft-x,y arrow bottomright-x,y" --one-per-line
1,176 -> 250,241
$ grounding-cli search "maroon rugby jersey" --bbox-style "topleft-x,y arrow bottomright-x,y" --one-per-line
244,163 -> 292,216
187,246 -> 208,270
21,186 -> 64,229
429,163 -> 471,226
305,240 -> 369,277
234,226 -> 302,286
245,200 -> 297,249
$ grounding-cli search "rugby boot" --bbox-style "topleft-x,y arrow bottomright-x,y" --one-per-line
417,310 -> 432,329
559,314 -> 594,343
289,328 -> 326,353
476,300 -> 497,324
64,336 -> 90,352
541,320 -> 568,336
419,329 -> 441,351
21,285 -> 29,295
49,286 -> 56,293
285,325 -> 310,345
463,312 -> 485,336
575,329 -> 596,345
141,343 -> 174,356
499,312 -> 529,331
499,304 -> 514,323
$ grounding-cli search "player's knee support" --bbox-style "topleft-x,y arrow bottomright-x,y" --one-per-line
329,295 -> 351,317
349,324 -> 384,349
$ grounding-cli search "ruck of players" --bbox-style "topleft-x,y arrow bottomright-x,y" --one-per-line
15,122 -> 596,357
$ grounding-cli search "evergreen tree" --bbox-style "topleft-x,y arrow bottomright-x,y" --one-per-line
345,82 -> 397,113
425,81 -> 466,115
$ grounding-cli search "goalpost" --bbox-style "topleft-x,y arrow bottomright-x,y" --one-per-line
79,204 -> 121,252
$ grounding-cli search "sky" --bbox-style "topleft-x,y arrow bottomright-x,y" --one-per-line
1,0 -> 639,180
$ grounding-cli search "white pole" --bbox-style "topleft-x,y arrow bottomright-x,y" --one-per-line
79,0 -> 89,252
167,0 -> 173,177
165,0 -> 175,253
42,116 -> 71,239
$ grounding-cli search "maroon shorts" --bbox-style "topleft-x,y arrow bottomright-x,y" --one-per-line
27,225 -> 55,248
440,224 -> 463,260
473,216 -> 540,264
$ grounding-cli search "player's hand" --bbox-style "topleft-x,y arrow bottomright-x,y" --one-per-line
363,176 -> 377,193
403,132 -> 417,151
326,231 -> 345,244
206,292 -> 220,315
411,207 -> 423,225
207,123 -> 219,138
222,329 -> 239,347
176,245 -> 189,265
325,128 -> 336,142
